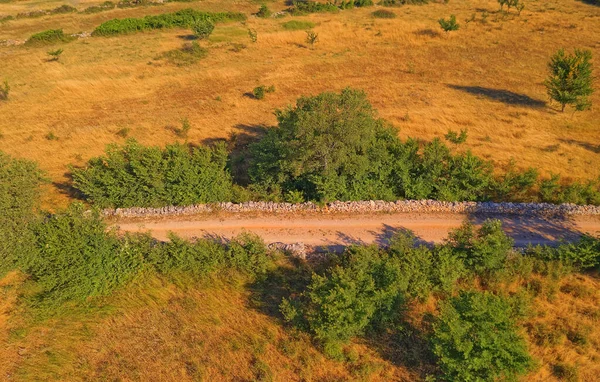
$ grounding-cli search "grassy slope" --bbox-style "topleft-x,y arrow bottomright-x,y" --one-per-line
0,0 -> 599,209
1,259 -> 600,381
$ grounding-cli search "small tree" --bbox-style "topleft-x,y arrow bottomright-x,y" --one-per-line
306,30 -> 319,46
444,128 -> 468,145
47,48 -> 64,61
544,49 -> 594,112
431,291 -> 532,381
438,15 -> 459,33
192,19 -> 214,40
256,4 -> 271,18
0,80 -> 9,101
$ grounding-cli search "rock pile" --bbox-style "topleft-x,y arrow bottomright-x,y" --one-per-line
103,200 -> 600,218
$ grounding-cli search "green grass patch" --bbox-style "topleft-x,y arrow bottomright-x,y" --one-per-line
159,41 -> 207,66
282,20 -> 316,30
92,8 -> 246,37
25,29 -> 75,46
372,9 -> 396,18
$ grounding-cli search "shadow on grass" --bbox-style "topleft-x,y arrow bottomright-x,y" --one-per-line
558,138 -> 600,154
447,85 -> 546,108
580,0 -> 599,6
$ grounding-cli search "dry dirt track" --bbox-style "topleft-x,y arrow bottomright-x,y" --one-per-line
114,212 -> 600,250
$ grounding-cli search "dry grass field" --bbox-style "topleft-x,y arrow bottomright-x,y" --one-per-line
1,0 -> 599,209
2,261 -> 600,381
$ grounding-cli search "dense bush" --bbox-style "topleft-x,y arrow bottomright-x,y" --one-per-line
0,152 -> 45,276
192,19 -> 214,39
71,140 -> 233,208
527,236 -> 600,270
281,245 -> 407,355
431,291 -> 532,381
23,204 -> 145,305
25,29 -> 75,46
92,9 -> 246,36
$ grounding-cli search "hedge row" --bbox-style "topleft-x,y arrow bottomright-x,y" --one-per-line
92,8 -> 246,36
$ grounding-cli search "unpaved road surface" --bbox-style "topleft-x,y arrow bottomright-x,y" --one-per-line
114,212 -> 600,249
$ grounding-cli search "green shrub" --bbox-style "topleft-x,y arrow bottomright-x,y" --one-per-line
92,9 -> 246,36
284,245 -> 406,349
256,4 -> 272,18
446,220 -> 513,275
25,29 -> 75,46
0,80 -> 9,100
289,0 -> 339,15
23,204 -> 146,305
0,152 -> 45,276
372,9 -> 396,18
527,236 -> 600,270
381,0 -> 428,6
431,291 -> 532,382
70,139 -> 233,208
282,20 -> 316,30
192,19 -> 214,39
47,48 -> 64,61
160,41 -> 207,66
438,15 -> 459,33
252,85 -> 275,100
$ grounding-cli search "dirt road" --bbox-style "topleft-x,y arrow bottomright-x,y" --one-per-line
114,212 -> 600,249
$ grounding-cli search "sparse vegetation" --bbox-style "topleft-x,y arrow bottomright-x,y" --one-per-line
0,80 -> 9,101
159,41 -> 208,66
305,30 -> 319,46
47,48 -> 63,62
545,49 -> 594,112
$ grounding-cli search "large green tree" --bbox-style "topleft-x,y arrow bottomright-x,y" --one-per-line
249,88 -> 401,201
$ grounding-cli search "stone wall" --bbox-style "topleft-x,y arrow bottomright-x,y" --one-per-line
103,200 -> 600,218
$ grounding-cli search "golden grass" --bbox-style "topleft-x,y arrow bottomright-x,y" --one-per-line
2,265 -> 600,381
0,0 -> 599,209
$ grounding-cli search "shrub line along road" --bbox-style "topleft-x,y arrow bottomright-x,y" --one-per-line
114,212 -> 600,250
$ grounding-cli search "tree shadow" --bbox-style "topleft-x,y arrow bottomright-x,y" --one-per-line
447,84 -> 546,108
52,172 -> 85,202
200,123 -> 269,185
176,34 -> 198,41
414,28 -> 441,38
558,138 -> 600,154
580,0 -> 599,6
371,224 -> 434,248
466,212 -> 585,247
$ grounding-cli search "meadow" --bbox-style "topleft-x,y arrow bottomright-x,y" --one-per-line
0,0 -> 599,208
